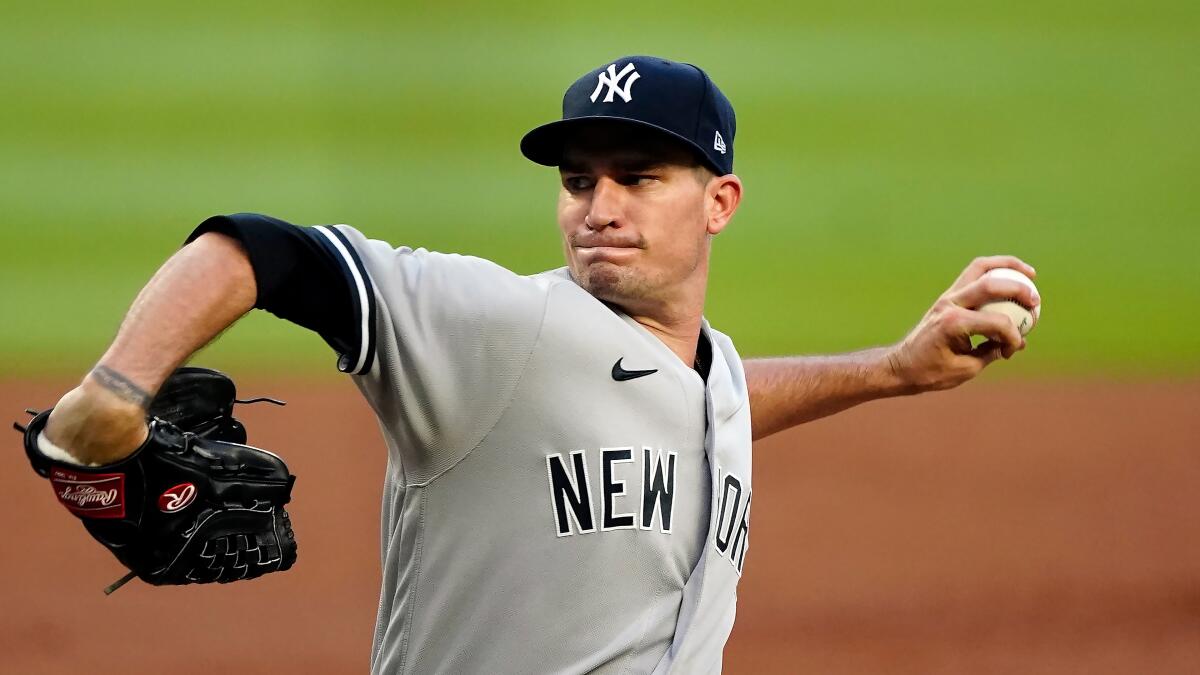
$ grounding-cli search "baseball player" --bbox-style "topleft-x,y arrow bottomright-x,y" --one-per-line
24,56 -> 1037,673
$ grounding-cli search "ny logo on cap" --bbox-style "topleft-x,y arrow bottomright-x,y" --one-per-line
590,63 -> 641,103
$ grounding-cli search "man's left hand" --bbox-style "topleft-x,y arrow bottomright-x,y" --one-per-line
886,255 -> 1040,394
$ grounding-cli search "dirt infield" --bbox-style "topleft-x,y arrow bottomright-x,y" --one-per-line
2,378 -> 1197,674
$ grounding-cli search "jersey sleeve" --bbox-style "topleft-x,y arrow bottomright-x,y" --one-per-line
186,213 -> 551,481
185,213 -> 377,374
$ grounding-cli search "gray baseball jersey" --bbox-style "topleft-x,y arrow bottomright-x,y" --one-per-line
324,224 -> 754,674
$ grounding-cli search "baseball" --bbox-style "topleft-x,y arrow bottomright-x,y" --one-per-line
977,268 -> 1041,336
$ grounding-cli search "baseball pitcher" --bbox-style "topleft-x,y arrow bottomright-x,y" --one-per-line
18,56 -> 1038,674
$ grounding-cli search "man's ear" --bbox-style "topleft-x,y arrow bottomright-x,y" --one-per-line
706,174 -> 743,235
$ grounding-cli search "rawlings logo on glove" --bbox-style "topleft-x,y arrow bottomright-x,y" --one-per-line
14,367 -> 298,594
52,471 -> 126,516
159,483 -> 197,513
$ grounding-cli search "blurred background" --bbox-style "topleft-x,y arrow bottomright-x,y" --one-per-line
1,1 -> 1197,673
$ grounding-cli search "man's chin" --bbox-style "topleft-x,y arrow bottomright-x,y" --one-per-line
574,262 -> 639,303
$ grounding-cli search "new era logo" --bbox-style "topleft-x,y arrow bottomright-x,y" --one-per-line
714,130 -> 727,154
590,63 -> 641,103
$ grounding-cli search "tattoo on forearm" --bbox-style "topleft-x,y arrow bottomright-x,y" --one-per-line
89,366 -> 153,408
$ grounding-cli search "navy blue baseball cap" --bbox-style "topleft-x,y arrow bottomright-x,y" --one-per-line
521,56 -> 736,176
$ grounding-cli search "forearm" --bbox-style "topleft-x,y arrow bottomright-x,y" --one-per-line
44,232 -> 256,463
744,347 -> 912,441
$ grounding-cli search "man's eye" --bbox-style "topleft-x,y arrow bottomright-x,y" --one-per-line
564,176 -> 593,191
621,175 -> 655,186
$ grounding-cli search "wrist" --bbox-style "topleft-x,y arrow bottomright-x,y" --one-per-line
878,343 -> 922,397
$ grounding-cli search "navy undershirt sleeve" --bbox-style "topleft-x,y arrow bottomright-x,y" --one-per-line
184,213 -> 361,369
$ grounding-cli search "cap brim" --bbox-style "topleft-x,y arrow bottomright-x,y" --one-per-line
520,116 -> 721,174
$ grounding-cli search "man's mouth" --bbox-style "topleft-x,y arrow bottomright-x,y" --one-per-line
574,244 -> 641,262
576,244 -> 637,251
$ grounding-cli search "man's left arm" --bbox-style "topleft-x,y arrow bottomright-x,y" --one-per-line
746,256 -> 1039,441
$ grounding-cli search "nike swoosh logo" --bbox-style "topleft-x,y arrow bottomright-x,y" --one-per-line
612,358 -> 658,382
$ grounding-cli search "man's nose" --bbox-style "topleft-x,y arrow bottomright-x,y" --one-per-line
585,176 -> 623,231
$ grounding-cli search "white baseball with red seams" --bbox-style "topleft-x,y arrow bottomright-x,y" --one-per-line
978,268 -> 1041,337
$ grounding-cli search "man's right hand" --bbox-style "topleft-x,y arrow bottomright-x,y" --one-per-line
43,371 -> 151,465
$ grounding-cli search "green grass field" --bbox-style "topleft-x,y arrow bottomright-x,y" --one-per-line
2,1 -> 1197,378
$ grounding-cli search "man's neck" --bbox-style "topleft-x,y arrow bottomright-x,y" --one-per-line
569,263 -> 710,366
618,276 -> 708,367
629,313 -> 703,366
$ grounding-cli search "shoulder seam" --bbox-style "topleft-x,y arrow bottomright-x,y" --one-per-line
406,280 -> 554,488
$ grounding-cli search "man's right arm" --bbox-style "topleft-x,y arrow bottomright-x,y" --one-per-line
43,210 -> 378,465
43,231 -> 257,464
43,211 -> 549,478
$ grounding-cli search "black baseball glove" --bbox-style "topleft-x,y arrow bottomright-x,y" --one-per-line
14,367 -> 297,593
